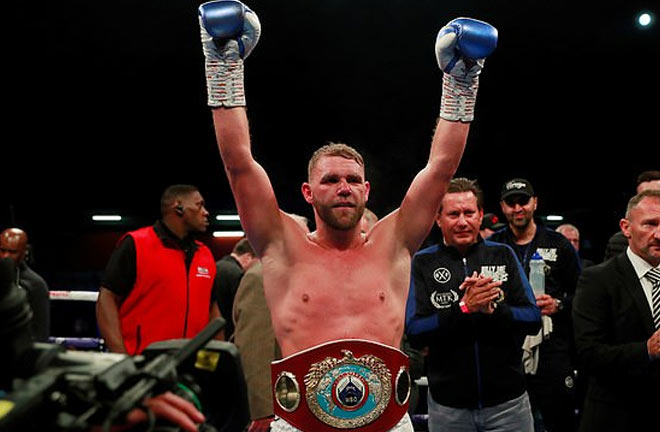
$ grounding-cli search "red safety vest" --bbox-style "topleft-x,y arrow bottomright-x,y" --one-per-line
118,226 -> 216,355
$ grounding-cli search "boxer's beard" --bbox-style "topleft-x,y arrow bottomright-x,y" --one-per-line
315,201 -> 365,231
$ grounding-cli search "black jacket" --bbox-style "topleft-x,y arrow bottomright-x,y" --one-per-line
573,253 -> 660,431
603,231 -> 628,261
17,262 -> 50,342
215,255 -> 244,339
489,224 -> 581,357
405,238 -> 541,408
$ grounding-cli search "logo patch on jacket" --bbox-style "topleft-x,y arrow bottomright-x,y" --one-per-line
480,265 -> 509,282
430,290 -> 459,309
196,266 -> 211,278
536,248 -> 558,262
433,267 -> 451,284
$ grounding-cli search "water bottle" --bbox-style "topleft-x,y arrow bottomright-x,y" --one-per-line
529,252 -> 545,296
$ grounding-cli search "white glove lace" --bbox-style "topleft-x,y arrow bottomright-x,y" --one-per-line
439,73 -> 479,123
205,58 -> 245,107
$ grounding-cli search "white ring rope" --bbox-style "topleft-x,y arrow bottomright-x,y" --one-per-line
49,290 -> 99,302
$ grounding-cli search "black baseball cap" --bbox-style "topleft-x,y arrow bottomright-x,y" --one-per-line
481,213 -> 505,231
501,178 -> 535,201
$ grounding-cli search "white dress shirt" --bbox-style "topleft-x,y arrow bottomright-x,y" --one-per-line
626,247 -> 660,312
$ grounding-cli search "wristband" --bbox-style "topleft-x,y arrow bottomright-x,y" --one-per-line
459,301 -> 470,314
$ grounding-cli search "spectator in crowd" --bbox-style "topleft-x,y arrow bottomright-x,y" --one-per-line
360,207 -> 378,234
0,228 -> 50,342
480,212 -> 505,239
96,184 -> 222,354
604,170 -> 660,260
573,190 -> 660,431
406,178 -> 541,431
556,224 -> 594,268
215,237 -> 257,339
489,178 -> 581,432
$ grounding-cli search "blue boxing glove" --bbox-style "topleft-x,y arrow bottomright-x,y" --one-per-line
436,18 -> 498,122
198,0 -> 261,107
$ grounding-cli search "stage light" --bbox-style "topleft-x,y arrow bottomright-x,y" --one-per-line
213,231 -> 245,238
546,215 -> 564,222
92,215 -> 122,221
216,214 -> 241,221
637,11 -> 654,28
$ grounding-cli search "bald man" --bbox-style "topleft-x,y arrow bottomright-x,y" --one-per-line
604,170 -> 660,261
360,208 -> 379,234
556,224 -> 594,269
0,228 -> 50,341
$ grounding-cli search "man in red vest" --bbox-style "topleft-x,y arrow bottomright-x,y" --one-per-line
96,184 -> 222,354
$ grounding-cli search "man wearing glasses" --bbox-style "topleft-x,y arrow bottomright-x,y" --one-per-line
489,178 -> 581,432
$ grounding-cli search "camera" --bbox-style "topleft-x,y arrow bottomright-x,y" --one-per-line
0,258 -> 250,431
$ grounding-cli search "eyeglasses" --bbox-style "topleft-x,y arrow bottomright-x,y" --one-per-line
504,195 -> 531,207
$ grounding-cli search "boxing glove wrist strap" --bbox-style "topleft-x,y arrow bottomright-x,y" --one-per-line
439,73 -> 479,123
205,59 -> 245,107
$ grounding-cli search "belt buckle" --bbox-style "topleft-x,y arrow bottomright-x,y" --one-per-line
303,349 -> 391,429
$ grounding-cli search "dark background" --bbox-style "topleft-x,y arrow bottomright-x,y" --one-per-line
4,1 -> 659,289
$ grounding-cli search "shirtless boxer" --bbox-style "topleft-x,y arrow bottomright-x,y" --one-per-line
197,2 -> 497,430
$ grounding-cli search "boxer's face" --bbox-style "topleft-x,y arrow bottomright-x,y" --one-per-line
500,194 -> 537,230
621,196 -> 660,267
437,191 -> 483,251
303,156 -> 370,231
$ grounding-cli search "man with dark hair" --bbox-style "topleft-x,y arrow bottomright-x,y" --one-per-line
489,178 -> 581,432
637,170 -> 660,189
480,213 -> 505,239
406,178 -> 540,431
96,184 -> 222,354
159,184 -> 202,216
573,189 -> 660,431
604,170 -> 660,261
0,228 -> 50,342
215,237 -> 257,339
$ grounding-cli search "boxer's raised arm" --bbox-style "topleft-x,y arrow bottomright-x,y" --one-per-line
397,18 -> 498,254
212,108 -> 282,256
199,1 -> 281,256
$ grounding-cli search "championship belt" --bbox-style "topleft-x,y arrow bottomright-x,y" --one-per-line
271,339 -> 410,432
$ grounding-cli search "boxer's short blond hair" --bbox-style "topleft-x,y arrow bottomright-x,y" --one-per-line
307,142 -> 365,181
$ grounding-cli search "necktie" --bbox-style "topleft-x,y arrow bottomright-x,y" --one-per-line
645,268 -> 660,329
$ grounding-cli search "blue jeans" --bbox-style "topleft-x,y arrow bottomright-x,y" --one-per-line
427,391 -> 534,432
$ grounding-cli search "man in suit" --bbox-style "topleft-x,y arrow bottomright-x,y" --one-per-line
215,237 -> 257,340
573,189 -> 660,431
603,170 -> 660,261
